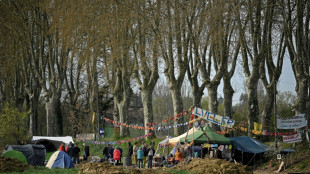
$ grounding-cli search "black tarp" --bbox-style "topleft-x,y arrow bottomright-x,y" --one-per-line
2,144 -> 46,166
30,139 -> 63,153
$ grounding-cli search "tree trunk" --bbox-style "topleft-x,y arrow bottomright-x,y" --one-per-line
247,78 -> 259,136
296,79 -> 308,115
261,87 -> 274,134
45,93 -> 62,136
113,96 -> 119,122
171,88 -> 184,136
192,86 -> 204,108
29,98 -> 39,136
141,89 -> 154,135
117,100 -> 130,137
207,84 -> 220,130
223,77 -> 234,117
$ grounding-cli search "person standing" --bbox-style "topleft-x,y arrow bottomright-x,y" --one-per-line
143,144 -> 148,168
147,145 -> 155,169
59,143 -> 65,151
137,147 -> 144,169
103,144 -> 109,161
126,142 -> 133,166
132,142 -> 139,165
73,143 -> 80,164
113,147 -> 121,165
108,144 -> 114,159
68,142 -> 74,160
83,143 -> 90,161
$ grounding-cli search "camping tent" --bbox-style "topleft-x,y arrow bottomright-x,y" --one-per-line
32,136 -> 74,144
179,125 -> 231,145
2,144 -> 46,166
228,136 -> 267,166
30,139 -> 63,153
46,151 -> 74,169
168,126 -> 199,145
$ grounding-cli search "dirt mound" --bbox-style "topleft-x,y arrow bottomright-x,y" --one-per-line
2,150 -> 28,164
175,158 -> 253,174
0,156 -> 29,173
77,162 -> 137,174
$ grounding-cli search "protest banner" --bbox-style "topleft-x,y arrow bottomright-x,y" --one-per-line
276,114 -> 307,129
283,132 -> 302,143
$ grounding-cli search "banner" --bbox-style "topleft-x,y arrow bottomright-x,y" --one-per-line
92,112 -> 95,124
277,114 -> 307,129
192,107 -> 235,128
283,133 -> 302,143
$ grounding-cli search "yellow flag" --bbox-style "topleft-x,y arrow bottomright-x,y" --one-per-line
92,112 -> 95,124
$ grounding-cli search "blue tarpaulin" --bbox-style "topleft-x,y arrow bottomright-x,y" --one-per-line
229,136 -> 267,154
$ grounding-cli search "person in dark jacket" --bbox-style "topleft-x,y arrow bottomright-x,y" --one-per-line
72,143 -> 80,164
68,142 -> 74,160
108,144 -> 114,159
103,144 -> 109,161
126,142 -> 133,166
83,143 -> 90,161
147,145 -> 155,168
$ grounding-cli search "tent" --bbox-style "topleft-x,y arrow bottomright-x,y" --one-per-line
158,136 -> 172,146
179,125 -> 231,145
32,136 -> 74,144
2,144 -> 46,166
228,136 -> 267,166
228,136 -> 267,154
168,126 -> 199,145
30,139 -> 63,153
46,151 -> 74,169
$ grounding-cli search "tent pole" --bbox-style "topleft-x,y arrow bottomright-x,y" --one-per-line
242,151 -> 243,165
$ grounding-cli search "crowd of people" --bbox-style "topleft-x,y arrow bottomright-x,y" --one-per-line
59,142 -> 89,164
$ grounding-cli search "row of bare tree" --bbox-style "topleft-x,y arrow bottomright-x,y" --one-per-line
0,0 -> 309,137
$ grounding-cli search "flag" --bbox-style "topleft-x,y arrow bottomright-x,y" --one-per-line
92,112 -> 95,124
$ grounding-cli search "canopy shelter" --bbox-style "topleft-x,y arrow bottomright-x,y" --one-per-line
158,136 -> 172,146
30,139 -> 63,153
32,136 -> 74,144
180,125 -> 231,145
228,136 -> 267,166
168,126 -> 199,146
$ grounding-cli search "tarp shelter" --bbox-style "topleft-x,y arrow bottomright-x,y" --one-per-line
46,151 -> 74,169
228,136 -> 267,166
2,144 -> 46,166
168,126 -> 199,146
158,136 -> 172,146
228,136 -> 267,154
180,125 -> 231,145
32,136 -> 74,144
30,139 -> 63,153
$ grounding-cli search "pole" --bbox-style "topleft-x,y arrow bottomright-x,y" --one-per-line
274,80 -> 278,149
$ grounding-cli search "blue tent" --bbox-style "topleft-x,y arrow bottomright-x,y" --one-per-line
229,136 -> 267,154
46,151 -> 74,169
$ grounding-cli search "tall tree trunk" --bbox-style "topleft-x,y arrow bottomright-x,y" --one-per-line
192,87 -> 204,108
261,87 -> 274,133
207,83 -> 220,130
171,88 -> 184,136
246,78 -> 259,136
117,100 -> 130,137
223,77 -> 234,117
45,93 -> 62,136
141,89 -> 154,135
29,97 -> 39,136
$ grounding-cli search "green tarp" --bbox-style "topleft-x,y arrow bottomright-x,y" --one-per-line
180,125 -> 231,145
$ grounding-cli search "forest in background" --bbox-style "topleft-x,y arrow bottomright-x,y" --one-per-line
0,0 -> 309,145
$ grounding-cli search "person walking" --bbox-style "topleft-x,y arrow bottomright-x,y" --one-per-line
147,145 -> 155,169
132,142 -> 139,165
137,147 -> 144,169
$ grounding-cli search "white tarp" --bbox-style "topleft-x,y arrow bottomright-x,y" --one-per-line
277,114 -> 307,129
283,133 -> 302,143
32,136 -> 74,144
168,126 -> 199,146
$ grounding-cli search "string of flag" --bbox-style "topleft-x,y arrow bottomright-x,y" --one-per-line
80,133 -> 153,145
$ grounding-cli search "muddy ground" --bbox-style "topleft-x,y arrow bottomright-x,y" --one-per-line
0,156 -> 29,173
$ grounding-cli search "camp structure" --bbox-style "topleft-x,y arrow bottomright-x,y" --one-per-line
168,126 -> 199,146
2,144 -> 46,166
30,139 -> 64,153
32,136 -> 74,144
46,151 -> 74,169
179,125 -> 231,145
228,136 -> 267,166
